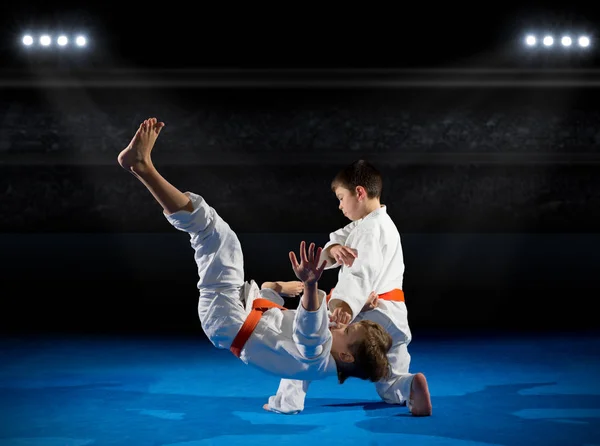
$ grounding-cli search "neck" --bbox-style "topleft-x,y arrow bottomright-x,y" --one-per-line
333,356 -> 353,384
357,199 -> 381,219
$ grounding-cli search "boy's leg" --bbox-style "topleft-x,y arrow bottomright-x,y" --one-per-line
117,117 -> 244,287
118,118 -> 246,349
118,118 -> 192,215
408,373 -> 432,417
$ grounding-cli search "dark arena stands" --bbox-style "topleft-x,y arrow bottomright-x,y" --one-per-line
1,82 -> 599,333
1,85 -> 599,235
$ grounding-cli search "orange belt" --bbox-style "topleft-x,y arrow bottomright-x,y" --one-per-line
326,288 -> 404,304
230,298 -> 287,358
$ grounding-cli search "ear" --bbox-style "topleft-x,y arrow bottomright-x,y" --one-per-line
355,186 -> 367,201
339,351 -> 355,364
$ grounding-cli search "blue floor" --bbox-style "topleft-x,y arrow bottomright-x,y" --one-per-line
1,332 -> 599,446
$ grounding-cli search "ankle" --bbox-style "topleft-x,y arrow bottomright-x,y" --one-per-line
131,160 -> 158,181
131,158 -> 154,175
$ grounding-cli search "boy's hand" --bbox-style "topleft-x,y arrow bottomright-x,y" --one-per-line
329,245 -> 358,267
330,301 -> 353,325
361,291 -> 379,312
289,241 -> 327,286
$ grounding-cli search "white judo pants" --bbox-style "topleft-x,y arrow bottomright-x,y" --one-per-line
164,192 -> 248,350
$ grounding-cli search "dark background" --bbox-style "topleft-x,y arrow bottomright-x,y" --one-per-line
0,3 -> 599,337
1,3 -> 599,70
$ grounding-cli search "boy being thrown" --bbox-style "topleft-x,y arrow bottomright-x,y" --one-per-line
117,117 -> 392,384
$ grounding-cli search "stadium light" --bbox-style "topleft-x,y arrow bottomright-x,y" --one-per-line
39,35 -> 51,46
579,36 -> 590,47
20,32 -> 90,49
523,33 -> 592,50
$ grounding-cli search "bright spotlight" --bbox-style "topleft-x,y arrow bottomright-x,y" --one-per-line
39,35 -> 51,46
57,35 -> 68,46
22,35 -> 33,46
561,36 -> 572,47
525,35 -> 536,46
543,35 -> 553,46
579,36 -> 590,47
75,35 -> 87,47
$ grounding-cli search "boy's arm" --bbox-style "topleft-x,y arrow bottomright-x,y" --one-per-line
318,220 -> 361,269
289,241 -> 330,359
328,230 -> 383,321
326,220 -> 360,248
261,281 -> 283,293
293,286 -> 330,359
261,281 -> 304,297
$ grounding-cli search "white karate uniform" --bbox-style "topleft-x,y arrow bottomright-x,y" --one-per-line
165,192 -> 338,381
267,205 -> 415,414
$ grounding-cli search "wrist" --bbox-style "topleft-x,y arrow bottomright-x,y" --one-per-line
326,244 -> 339,256
331,300 -> 353,318
339,301 -> 352,313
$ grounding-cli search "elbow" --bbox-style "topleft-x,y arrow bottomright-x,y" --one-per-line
300,345 -> 323,360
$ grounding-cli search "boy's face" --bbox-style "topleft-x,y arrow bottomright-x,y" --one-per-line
334,186 -> 361,221
330,322 -> 362,363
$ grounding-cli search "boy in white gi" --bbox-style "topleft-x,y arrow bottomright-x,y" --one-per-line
117,118 -> 393,385
265,160 -> 432,416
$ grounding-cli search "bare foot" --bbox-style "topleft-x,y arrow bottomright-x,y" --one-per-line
279,281 -> 304,297
118,117 -> 165,175
408,373 -> 432,416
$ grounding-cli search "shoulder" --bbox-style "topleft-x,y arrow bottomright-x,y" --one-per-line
376,207 -> 402,235
354,223 -> 382,242
358,209 -> 389,232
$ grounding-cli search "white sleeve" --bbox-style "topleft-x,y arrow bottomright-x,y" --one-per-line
325,220 -> 360,248
328,229 -> 383,320
293,289 -> 331,359
267,379 -> 311,414
318,221 -> 361,270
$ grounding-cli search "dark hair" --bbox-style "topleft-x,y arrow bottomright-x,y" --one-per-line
331,159 -> 383,199
337,320 -> 392,384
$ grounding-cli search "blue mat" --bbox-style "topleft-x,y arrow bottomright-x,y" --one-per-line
1,332 -> 599,446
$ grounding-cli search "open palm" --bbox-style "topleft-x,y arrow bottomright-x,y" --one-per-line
289,241 -> 327,286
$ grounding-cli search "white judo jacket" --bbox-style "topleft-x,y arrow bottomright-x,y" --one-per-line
165,192 -> 338,381
267,205 -> 415,414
